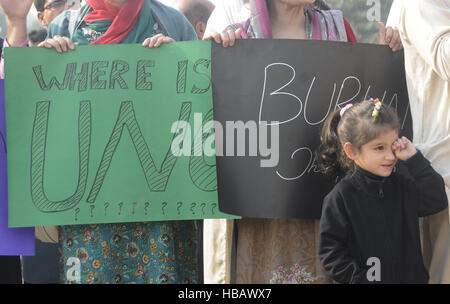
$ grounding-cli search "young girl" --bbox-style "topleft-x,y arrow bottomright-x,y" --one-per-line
317,99 -> 448,284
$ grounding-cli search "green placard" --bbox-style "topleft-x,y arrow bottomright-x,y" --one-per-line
5,41 -> 238,227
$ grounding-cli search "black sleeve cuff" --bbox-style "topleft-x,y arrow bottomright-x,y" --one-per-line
403,150 -> 430,177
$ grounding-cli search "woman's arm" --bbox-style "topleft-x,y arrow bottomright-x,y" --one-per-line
0,0 -> 33,46
0,0 -> 34,79
399,0 -> 449,80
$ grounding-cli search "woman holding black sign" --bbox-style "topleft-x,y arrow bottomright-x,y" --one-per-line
203,0 -> 403,284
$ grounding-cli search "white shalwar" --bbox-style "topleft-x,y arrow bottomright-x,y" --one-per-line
392,0 -> 450,283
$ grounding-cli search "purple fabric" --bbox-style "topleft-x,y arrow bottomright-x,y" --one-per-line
0,79 -> 35,256
254,0 -> 272,38
308,9 -> 322,40
326,19 -> 336,40
236,22 -> 249,39
242,2 -> 345,42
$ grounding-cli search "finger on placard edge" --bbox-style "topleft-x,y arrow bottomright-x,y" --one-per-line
208,32 -> 221,44
148,37 -> 157,48
143,38 -> 152,47
154,38 -> 162,48
377,22 -> 386,43
156,37 -> 171,47
385,28 -> 394,44
390,34 -> 400,50
63,37 -> 75,50
236,28 -> 243,39
58,40 -> 68,52
48,41 -> 62,53
220,32 -> 229,47
395,40 -> 403,52
227,30 -> 236,46
56,37 -> 70,52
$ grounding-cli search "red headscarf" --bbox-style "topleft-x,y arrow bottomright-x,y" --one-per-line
84,0 -> 145,45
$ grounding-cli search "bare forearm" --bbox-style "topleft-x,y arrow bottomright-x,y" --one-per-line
6,17 -> 27,46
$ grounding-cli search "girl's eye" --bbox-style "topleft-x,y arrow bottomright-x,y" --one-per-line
375,146 -> 384,151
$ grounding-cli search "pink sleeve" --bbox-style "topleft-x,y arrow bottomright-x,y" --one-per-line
1,38 -> 29,79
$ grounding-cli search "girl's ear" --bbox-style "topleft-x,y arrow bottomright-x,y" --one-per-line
343,142 -> 358,160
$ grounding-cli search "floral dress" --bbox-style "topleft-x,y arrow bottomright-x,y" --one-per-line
60,221 -> 198,284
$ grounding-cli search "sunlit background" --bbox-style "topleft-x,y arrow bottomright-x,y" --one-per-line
0,0 -> 395,44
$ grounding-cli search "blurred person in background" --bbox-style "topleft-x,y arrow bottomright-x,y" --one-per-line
28,27 -> 47,45
34,0 -> 81,27
176,0 -> 214,39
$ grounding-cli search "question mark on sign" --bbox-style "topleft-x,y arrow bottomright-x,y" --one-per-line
74,208 -> 80,221
144,202 -> 150,215
177,202 -> 183,215
90,205 -> 95,218
162,202 -> 168,215
190,203 -> 196,215
201,203 -> 206,215
211,203 -> 217,215
104,202 -> 110,216
118,202 -> 124,216
132,202 -> 138,215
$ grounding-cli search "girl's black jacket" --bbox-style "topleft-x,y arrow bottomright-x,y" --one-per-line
318,151 -> 448,284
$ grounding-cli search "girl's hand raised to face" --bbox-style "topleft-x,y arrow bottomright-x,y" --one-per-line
392,136 -> 417,161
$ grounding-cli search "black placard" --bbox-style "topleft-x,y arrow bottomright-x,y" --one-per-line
212,39 -> 412,219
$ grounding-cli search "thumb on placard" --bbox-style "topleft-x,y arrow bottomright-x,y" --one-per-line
378,22 -> 387,45
236,27 -> 243,39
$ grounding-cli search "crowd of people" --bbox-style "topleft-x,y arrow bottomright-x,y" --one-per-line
0,0 -> 448,284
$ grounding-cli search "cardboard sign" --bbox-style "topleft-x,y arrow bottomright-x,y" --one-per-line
0,80 -> 35,254
5,41 -> 238,227
212,39 -> 412,219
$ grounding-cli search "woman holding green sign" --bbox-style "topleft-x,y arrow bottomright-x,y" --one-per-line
36,0 -> 200,284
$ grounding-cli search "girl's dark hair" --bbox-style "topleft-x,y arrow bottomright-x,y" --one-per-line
317,100 -> 400,179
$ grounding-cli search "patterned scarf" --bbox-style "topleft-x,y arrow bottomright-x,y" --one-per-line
73,0 -> 154,45
232,0 -> 348,41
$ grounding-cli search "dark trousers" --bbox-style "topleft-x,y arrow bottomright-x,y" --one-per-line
0,256 -> 22,284
21,239 -> 59,284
